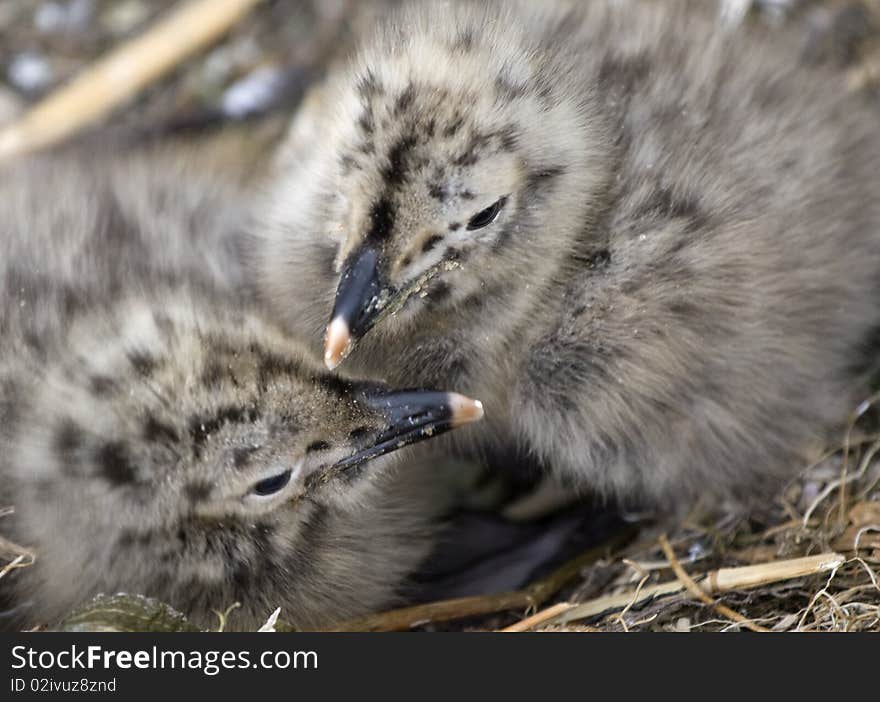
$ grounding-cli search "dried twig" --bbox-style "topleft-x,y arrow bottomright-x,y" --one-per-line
659,533 -> 770,632
0,554 -> 32,581
325,591 -> 531,632
325,527 -> 636,632
499,603 -> 575,633
541,551 -> 845,629
615,559 -> 651,632
702,553 -> 845,591
796,559 -> 845,631
0,512 -> 36,581
803,435 -> 880,528
212,602 -> 241,633
0,0 -> 265,161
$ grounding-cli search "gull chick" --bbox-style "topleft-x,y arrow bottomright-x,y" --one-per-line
0,150 -> 483,631
252,0 -> 880,505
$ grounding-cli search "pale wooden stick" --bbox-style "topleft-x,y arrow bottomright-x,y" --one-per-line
703,553 -> 846,591
499,603 -> 574,633
0,554 -> 32,581
541,551 -> 845,629
659,533 -> 770,632
0,0 -> 265,161
537,581 -> 684,628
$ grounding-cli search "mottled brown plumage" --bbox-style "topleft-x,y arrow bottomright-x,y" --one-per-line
0,148 -> 481,631
251,0 -> 880,506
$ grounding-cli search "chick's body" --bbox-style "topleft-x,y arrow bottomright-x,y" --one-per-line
253,1 -> 880,505
0,150 -> 461,631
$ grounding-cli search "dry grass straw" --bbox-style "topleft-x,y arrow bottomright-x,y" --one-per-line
350,391 -> 880,633
325,526 -> 637,632
0,0 -> 265,162
0,507 -> 36,581
527,395 -> 880,633
657,533 -> 772,632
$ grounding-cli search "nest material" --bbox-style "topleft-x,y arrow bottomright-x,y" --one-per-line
1,0 -> 879,632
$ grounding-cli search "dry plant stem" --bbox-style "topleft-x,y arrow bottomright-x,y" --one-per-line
658,533 -> 771,632
213,602 -> 241,633
795,556 -> 880,632
544,582 -> 682,628
543,551 -> 845,628
0,554 -> 30,581
615,573 -> 650,632
499,603 -> 575,633
803,432 -> 880,528
835,395 -> 871,528
0,533 -> 36,581
704,554 -> 844,590
793,415 -> 880,528
796,561 -> 844,631
0,534 -> 34,559
327,591 -> 530,632
0,0 -> 265,161
325,527 -> 636,632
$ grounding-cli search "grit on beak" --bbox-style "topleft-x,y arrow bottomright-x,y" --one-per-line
324,244 -> 455,370
328,389 -> 485,474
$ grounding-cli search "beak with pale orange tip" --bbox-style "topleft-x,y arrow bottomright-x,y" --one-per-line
324,245 -> 393,370
329,389 -> 485,473
324,316 -> 353,371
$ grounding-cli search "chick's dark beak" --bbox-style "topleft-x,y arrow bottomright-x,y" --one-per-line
329,389 -> 484,473
325,247 -> 381,371
325,246 -> 390,370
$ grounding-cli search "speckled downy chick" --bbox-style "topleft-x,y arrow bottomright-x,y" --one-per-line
251,0 -> 880,506
0,150 -> 483,631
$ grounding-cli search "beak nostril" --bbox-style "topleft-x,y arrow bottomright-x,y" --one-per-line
305,440 -> 332,453
348,426 -> 372,441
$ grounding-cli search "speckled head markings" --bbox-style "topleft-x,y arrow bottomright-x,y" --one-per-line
0,152 -> 483,631
256,1 -> 611,369
253,0 -> 880,506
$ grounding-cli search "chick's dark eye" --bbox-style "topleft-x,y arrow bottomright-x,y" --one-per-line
251,469 -> 292,497
466,196 -> 507,231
